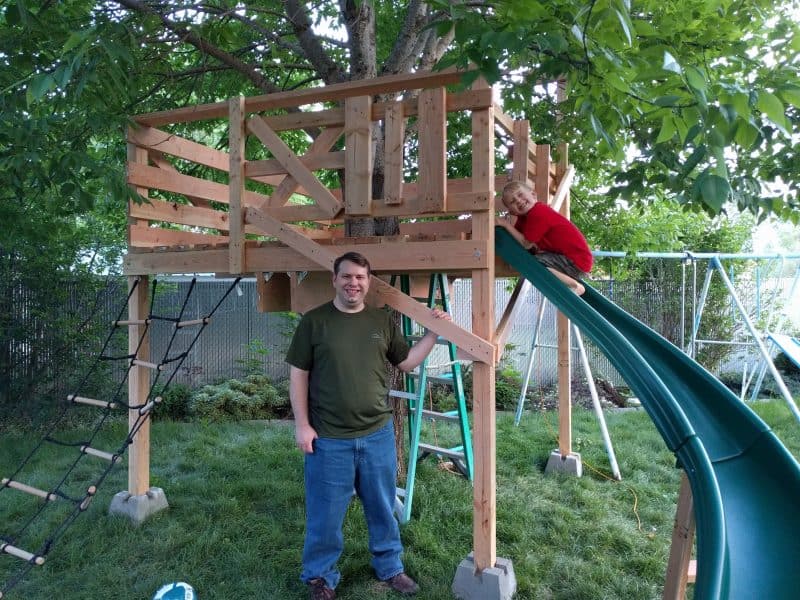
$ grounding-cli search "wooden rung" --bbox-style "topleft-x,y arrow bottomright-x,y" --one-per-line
0,542 -> 45,565
113,319 -> 149,326
80,446 -> 120,463
1,478 -> 58,501
418,442 -> 464,460
138,396 -> 162,416
67,395 -> 116,409
131,359 -> 162,371
687,560 -> 696,583
388,390 -> 417,400
176,317 -> 209,328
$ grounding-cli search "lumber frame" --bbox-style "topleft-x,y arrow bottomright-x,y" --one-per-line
128,276 -> 151,495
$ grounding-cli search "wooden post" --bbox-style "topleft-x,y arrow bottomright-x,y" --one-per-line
663,472 -> 696,599
126,127 -> 149,245
384,102 -> 405,205
511,119 -> 530,184
344,95 -> 373,215
418,87 -> 447,213
229,96 -> 246,274
556,144 -> 572,456
470,77 -> 497,572
128,275 -> 151,496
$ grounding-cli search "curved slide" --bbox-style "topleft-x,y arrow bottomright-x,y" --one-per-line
496,227 -> 800,599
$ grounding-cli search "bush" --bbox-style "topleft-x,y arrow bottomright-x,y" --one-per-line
187,374 -> 289,422
155,383 -> 193,421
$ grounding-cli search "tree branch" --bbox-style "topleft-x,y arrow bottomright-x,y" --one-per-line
283,0 -> 345,84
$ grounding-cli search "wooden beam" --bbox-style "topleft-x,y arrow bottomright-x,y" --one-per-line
384,102 -> 405,205
128,276 -> 150,496
247,116 -> 342,217
147,152 -> 214,209
511,119 -> 530,184
129,125 -> 229,171
255,127 -> 344,208
344,95 -> 373,216
245,206 -> 493,362
535,144 -> 551,202
662,472 -> 696,600
246,150 -> 345,179
229,96 -> 246,275
493,278 -> 530,362
550,164 -> 575,213
470,76 -> 497,573
129,224 -> 228,247
135,67 -> 475,127
418,88 -> 447,213
256,272 -> 291,312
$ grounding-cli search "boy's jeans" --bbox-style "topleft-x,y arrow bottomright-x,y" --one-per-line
301,419 -> 404,589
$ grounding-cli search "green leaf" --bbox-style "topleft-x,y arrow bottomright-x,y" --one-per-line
26,72 -> 55,104
685,66 -> 706,93
734,121 -> 760,149
656,115 -> 676,143
699,173 -> 730,212
654,95 -> 683,107
613,8 -> 633,45
776,84 -> 800,109
756,91 -> 786,129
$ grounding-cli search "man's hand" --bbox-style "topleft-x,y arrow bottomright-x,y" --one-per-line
295,422 -> 318,454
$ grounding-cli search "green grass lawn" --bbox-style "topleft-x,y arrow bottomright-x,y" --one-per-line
1,401 -> 799,600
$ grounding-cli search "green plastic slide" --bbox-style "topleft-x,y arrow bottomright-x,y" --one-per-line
495,226 -> 800,599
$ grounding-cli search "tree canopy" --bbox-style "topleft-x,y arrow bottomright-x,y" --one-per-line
1,0 -> 798,276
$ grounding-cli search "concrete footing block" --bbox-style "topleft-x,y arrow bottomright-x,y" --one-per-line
109,487 -> 169,525
452,552 -> 517,600
544,449 -> 582,477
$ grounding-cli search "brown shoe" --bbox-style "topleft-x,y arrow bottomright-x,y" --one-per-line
308,578 -> 335,600
385,572 -> 419,595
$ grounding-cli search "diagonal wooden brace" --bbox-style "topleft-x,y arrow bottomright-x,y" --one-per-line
245,207 -> 495,364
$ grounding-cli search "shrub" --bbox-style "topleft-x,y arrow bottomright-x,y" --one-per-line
187,374 -> 289,422
154,383 -> 193,420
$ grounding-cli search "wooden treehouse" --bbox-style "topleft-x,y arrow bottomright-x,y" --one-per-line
123,68 -> 576,587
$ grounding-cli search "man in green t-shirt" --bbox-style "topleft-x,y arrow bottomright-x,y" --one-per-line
286,251 -> 451,599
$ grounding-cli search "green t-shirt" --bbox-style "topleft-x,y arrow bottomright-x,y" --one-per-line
285,301 -> 410,438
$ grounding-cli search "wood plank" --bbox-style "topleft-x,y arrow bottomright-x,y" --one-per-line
135,67 -> 475,127
535,144 -> 551,201
261,108 -> 345,132
127,130 -> 150,245
344,95 -> 373,216
128,125 -> 229,171
418,88 -> 447,213
127,162 -> 271,207
129,224 -> 228,247
374,87 -> 494,122
552,165 -> 574,213
147,152 -> 214,208
256,272 -> 291,312
384,102 -> 405,205
229,97 -> 246,274
512,119 -> 530,184
247,115 -> 342,217
662,472 -> 696,599
493,278 -> 530,361
257,127 -> 344,208
128,276 -> 150,495
246,150 -> 345,179
130,198 -> 234,232
399,219 -> 472,236
470,77 -> 497,573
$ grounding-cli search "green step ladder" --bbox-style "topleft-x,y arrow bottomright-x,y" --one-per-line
390,273 -> 473,524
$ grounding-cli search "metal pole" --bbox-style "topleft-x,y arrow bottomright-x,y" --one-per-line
711,257 -> 800,423
691,261 -> 714,359
573,323 -> 621,480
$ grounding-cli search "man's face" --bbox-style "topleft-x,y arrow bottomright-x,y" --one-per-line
503,186 -> 536,216
332,260 -> 370,309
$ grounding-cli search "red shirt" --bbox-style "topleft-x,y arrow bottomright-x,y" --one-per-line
514,202 -> 593,273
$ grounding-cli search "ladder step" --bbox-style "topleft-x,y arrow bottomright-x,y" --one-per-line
113,319 -> 149,326
80,445 -> 121,463
418,443 -> 465,461
1,478 -> 58,501
176,317 -> 209,328
0,542 -> 45,565
131,359 -> 163,371
421,409 -> 460,423
138,396 -> 162,416
388,390 -> 417,401
68,394 -> 117,409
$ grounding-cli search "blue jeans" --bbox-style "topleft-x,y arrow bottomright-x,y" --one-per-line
301,419 -> 404,589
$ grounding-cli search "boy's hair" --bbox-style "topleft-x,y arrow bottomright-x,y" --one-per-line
333,251 -> 372,276
501,180 -> 536,203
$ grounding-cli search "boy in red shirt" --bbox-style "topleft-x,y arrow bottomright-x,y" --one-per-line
498,180 -> 592,295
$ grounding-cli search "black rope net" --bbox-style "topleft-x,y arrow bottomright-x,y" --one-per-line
0,275 -> 241,598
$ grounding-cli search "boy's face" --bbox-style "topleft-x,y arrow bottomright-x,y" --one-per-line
503,186 -> 536,216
